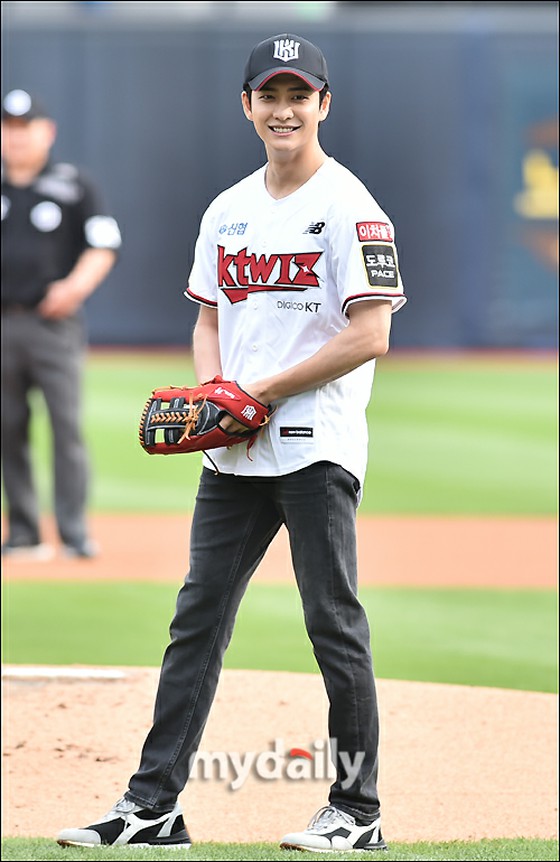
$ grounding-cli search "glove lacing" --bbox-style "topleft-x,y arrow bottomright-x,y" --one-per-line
177,393 -> 208,444
175,393 -> 273,471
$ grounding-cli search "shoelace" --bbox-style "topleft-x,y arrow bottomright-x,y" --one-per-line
308,806 -> 355,831
112,797 -> 137,815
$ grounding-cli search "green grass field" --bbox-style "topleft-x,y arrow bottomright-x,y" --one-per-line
2,837 -> 559,861
21,350 -> 558,515
2,582 -> 557,692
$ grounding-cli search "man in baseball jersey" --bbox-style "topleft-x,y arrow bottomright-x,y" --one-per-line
58,33 -> 406,852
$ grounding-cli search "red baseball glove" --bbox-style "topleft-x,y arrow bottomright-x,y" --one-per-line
138,376 -> 272,457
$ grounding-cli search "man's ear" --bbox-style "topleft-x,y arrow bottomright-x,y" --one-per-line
241,90 -> 253,121
319,90 -> 331,123
37,117 -> 57,148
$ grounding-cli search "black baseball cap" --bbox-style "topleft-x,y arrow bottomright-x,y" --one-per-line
244,34 -> 329,92
2,89 -> 51,121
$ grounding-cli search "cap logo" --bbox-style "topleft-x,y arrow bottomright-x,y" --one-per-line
3,89 -> 32,117
273,39 -> 300,63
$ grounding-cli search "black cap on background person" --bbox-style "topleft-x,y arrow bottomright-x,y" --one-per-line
243,33 -> 329,92
2,89 -> 52,121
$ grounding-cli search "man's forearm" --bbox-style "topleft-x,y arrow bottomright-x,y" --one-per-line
248,300 -> 392,404
38,248 -> 117,318
192,314 -> 222,383
65,248 -> 117,300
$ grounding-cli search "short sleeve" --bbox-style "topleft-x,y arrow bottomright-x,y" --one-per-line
77,171 -> 122,252
330,193 -> 406,316
184,204 -> 218,308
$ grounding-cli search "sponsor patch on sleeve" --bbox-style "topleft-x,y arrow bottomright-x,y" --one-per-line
361,244 -> 398,288
356,221 -> 393,243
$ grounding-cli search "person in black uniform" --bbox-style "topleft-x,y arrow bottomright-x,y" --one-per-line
1,89 -> 122,560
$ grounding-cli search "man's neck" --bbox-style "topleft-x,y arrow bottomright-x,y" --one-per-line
5,159 -> 48,188
265,148 -> 327,200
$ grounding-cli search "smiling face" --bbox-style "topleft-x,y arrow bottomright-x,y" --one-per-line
241,73 -> 331,162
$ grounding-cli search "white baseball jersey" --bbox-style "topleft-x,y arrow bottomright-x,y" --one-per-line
185,156 -> 406,489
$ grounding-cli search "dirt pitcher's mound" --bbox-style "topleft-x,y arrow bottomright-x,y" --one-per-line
2,667 -> 557,844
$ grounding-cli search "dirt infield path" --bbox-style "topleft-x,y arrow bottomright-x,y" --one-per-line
2,513 -> 558,843
3,513 -> 557,587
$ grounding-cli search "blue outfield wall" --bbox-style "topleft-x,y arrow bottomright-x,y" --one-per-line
2,6 -> 558,348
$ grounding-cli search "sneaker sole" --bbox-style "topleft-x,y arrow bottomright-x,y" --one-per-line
57,839 -> 191,849
61,545 -> 99,559
280,841 -> 388,853
3,544 -> 55,561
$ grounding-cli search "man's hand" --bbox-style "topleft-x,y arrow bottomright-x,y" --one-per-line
38,247 -> 118,319
217,382 -> 268,434
37,280 -> 84,319
138,378 -> 273,457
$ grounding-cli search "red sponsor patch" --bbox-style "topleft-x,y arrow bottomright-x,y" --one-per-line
356,222 -> 393,243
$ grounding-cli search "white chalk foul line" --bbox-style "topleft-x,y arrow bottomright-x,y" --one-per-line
2,665 -> 127,680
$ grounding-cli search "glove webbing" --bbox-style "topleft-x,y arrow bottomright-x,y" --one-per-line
146,395 -> 208,443
178,393 -> 208,444
140,387 -> 273,470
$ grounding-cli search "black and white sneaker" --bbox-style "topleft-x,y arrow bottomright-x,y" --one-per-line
56,796 -> 191,848
280,805 -> 387,852
61,538 -> 100,559
1,541 -> 54,561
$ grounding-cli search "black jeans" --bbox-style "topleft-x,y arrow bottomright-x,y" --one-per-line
127,461 -> 381,820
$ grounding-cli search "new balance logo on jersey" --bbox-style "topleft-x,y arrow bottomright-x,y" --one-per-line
304,222 -> 325,234
280,426 -> 314,442
217,245 -> 323,304
273,39 -> 300,62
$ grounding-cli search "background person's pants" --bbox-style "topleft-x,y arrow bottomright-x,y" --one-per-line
1,309 -> 90,548
127,461 -> 381,821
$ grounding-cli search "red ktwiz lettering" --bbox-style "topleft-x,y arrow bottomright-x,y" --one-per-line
217,245 -> 322,303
